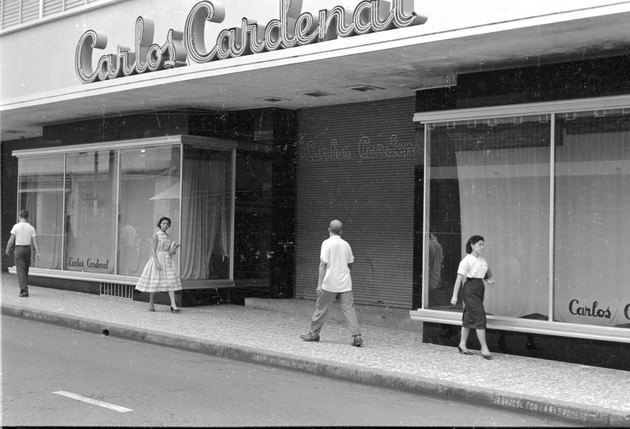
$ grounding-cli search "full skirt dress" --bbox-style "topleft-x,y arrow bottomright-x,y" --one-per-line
135,230 -> 182,292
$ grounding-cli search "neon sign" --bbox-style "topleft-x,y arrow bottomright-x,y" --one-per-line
75,0 -> 428,83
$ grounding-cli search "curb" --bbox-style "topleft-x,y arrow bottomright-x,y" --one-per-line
3,304 -> 628,427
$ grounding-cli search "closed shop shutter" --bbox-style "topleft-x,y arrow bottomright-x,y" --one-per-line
295,98 -> 418,309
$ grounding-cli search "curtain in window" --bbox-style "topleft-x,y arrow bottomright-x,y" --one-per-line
455,145 -> 550,319
18,156 -> 64,270
554,127 -> 630,327
180,158 -> 229,280
64,151 -> 117,274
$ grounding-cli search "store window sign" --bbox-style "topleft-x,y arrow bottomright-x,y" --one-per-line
75,0 -> 428,83
67,257 -> 111,271
568,299 -> 611,319
558,298 -> 630,326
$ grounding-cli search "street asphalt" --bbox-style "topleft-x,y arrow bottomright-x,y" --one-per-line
1,272 -> 629,427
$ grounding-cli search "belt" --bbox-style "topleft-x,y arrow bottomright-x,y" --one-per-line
15,245 -> 30,247
466,277 -> 482,282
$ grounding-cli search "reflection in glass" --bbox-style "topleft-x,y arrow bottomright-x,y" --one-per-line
554,111 -> 630,328
64,150 -> 118,273
17,155 -> 65,270
426,116 -> 550,320
118,145 -> 181,276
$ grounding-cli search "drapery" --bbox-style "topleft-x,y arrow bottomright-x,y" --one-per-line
455,146 -> 550,319
17,156 -> 65,270
553,129 -> 630,327
180,157 -> 229,280
455,126 -> 630,327
22,192 -> 63,270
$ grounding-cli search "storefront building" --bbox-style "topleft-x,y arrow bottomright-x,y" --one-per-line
2,0 -> 629,368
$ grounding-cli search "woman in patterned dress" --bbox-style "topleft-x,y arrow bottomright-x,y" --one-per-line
135,217 -> 182,312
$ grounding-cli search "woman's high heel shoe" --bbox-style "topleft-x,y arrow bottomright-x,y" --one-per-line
481,352 -> 493,360
170,306 -> 181,313
457,346 -> 473,355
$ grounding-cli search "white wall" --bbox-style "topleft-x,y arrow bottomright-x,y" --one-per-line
0,0 -> 623,101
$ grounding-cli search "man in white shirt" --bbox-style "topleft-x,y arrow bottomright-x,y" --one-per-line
300,220 -> 363,347
6,210 -> 40,297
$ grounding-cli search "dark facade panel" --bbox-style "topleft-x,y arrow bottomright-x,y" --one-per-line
415,55 -> 630,112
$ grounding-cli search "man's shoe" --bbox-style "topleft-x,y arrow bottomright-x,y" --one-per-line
300,332 -> 320,342
19,291 -> 29,297
352,335 -> 363,347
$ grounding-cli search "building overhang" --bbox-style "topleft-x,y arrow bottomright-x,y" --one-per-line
2,3 -> 630,141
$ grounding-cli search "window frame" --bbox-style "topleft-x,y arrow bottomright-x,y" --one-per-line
11,135 -> 237,288
411,94 -> 630,343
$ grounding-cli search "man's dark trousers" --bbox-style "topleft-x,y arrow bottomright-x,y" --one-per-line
14,245 -> 31,293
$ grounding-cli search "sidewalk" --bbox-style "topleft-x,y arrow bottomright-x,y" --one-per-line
1,272 -> 628,427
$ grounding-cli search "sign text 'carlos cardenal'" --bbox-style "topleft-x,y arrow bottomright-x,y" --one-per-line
75,0 -> 427,83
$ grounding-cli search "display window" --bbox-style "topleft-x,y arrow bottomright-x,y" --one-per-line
180,146 -> 233,281
17,155 -> 65,270
118,145 -> 181,276
13,136 -> 236,284
420,103 -> 630,333
553,110 -> 630,328
64,150 -> 118,274
425,116 -> 551,320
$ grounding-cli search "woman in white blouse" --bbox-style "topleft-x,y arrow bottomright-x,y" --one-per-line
450,235 -> 496,359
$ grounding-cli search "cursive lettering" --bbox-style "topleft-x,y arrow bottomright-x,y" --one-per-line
568,299 -> 611,319
76,0 -> 428,83
67,257 -> 110,270
67,257 -> 84,267
358,135 -> 414,159
87,258 -> 110,269
76,17 -> 187,83
305,139 -> 351,161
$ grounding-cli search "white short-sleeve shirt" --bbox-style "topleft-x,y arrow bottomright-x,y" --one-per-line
320,235 -> 354,293
10,222 -> 37,246
457,254 -> 488,279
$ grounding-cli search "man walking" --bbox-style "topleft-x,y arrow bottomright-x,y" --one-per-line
6,210 -> 40,297
300,219 -> 363,347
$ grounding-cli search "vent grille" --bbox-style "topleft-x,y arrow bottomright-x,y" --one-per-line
100,282 -> 134,299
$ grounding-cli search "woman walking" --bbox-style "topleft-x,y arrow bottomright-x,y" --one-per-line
136,216 -> 182,312
450,235 -> 495,359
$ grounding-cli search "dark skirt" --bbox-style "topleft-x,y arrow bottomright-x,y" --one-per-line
462,278 -> 486,329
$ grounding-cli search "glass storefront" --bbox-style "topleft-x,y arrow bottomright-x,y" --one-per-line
14,136 -> 235,284
118,145 -> 181,276
180,146 -> 233,281
425,115 -> 551,321
17,155 -> 65,270
419,103 -> 630,334
65,150 -> 119,274
553,110 -> 630,328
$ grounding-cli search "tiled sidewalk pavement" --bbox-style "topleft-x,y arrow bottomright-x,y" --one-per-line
1,272 -> 629,426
